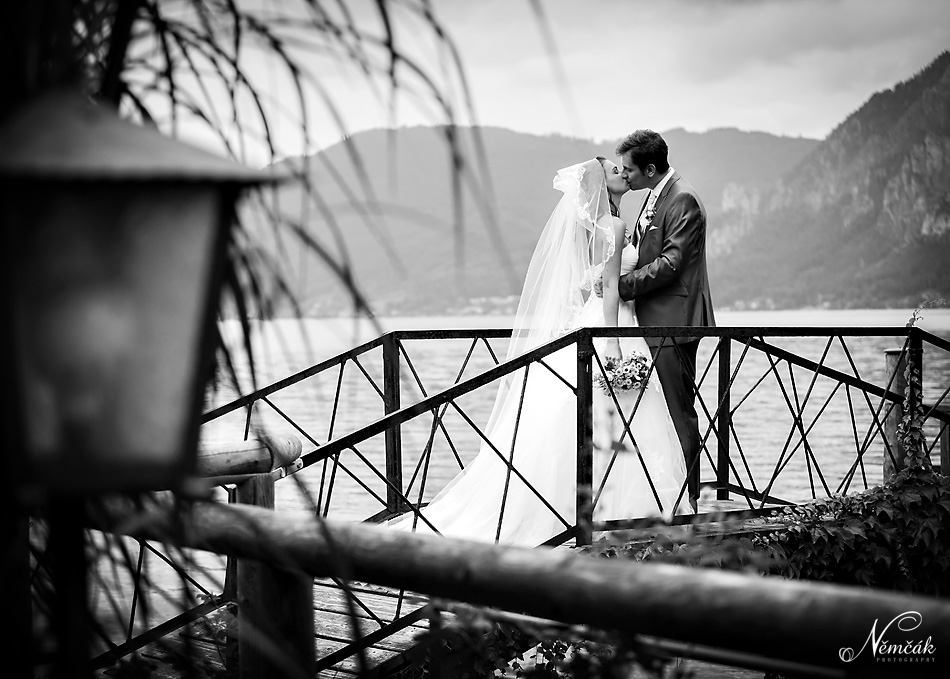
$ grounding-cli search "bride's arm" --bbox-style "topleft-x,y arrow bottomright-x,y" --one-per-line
601,216 -> 627,357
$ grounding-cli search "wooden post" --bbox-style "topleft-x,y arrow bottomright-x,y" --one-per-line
224,487 -> 240,679
576,333 -> 594,547
884,343 -> 923,481
716,337 -> 732,500
883,348 -> 907,481
909,330 -> 924,424
234,475 -> 315,679
941,416 -> 950,477
383,334 -> 404,514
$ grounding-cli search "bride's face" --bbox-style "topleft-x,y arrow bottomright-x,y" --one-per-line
601,159 -> 628,196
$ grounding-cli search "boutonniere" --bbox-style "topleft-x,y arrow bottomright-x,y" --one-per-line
639,206 -> 657,230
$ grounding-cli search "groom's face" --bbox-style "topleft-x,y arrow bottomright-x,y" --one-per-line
620,151 -> 654,192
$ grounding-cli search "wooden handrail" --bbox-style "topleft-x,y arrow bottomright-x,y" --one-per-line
195,434 -> 301,479
92,497 -> 950,677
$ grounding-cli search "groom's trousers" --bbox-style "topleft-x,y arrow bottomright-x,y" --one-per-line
651,339 -> 700,510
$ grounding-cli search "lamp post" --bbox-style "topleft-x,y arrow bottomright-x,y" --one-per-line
0,90 -> 281,676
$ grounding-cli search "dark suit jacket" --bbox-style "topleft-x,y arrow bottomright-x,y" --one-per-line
618,171 -> 715,344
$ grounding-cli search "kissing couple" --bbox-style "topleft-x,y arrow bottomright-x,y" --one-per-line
388,129 -> 716,546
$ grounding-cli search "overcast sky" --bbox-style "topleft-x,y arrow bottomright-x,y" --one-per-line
437,0 -> 950,140
324,0 -> 948,140
190,0 -> 950,162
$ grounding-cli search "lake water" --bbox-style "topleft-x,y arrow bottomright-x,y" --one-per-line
203,309 -> 950,522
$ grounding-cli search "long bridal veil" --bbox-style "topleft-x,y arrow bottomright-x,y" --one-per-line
483,158 -> 615,443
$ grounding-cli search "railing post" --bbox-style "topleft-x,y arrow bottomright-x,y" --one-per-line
383,333 -> 404,514
224,487 -> 239,679
940,411 -> 950,477
576,332 -> 594,547
909,328 -> 924,436
716,336 -> 732,500
884,348 -> 907,481
883,339 -> 923,481
233,475 -> 315,679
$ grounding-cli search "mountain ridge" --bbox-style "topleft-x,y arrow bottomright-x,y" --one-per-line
252,51 -> 950,315
710,50 -> 950,309
262,124 -> 820,315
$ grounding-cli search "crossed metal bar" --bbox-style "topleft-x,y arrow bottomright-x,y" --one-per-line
199,325 -> 948,542
43,324 -> 948,674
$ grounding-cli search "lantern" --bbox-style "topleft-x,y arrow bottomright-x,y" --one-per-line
0,91 -> 281,494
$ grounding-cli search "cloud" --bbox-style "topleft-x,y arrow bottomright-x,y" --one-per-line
221,0 -> 950,159
430,0 -> 950,140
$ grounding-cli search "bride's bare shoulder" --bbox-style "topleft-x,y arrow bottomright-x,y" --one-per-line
595,214 -> 627,246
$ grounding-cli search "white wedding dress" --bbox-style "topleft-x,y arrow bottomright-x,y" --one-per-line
386,160 -> 689,546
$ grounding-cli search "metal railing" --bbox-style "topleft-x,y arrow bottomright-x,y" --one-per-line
32,324 -> 950,676
203,325 -> 950,541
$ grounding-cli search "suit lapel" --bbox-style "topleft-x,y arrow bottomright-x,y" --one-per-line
654,171 -> 681,212
642,172 -> 681,248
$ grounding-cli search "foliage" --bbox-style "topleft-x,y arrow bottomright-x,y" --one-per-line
905,298 -> 947,328
587,526 -> 771,575
896,298 -> 946,467
3,0 -> 493,394
759,466 -> 950,594
399,602 -> 687,679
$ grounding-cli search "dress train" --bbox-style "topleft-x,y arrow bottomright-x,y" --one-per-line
385,284 -> 690,546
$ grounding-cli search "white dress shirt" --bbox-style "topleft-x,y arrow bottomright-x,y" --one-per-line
638,166 -> 675,240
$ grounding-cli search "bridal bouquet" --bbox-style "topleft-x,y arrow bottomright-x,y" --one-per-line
595,351 -> 652,395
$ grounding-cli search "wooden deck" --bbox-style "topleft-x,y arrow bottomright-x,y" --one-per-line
94,496 -> 779,678
95,578 -> 430,679
96,581 -> 762,679
310,578 -> 431,678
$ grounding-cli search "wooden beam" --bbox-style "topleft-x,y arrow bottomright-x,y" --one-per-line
94,498 -> 950,676
196,434 -> 301,478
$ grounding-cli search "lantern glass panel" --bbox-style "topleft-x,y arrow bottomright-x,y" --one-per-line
10,183 -> 222,492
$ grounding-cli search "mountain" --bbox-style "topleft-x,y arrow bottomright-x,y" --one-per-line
711,51 -> 950,309
261,125 -> 818,315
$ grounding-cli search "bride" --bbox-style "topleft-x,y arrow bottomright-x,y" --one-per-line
387,158 -> 690,546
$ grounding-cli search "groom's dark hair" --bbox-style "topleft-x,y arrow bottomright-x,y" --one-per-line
616,130 -> 670,174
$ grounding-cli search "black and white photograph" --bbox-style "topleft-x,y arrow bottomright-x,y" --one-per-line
3,1 -> 950,678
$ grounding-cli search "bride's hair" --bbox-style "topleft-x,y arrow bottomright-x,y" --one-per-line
595,155 -> 621,217
616,130 -> 670,173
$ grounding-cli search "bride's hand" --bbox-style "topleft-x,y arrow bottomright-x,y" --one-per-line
605,339 -> 622,360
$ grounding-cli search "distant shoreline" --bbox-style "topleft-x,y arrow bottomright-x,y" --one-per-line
220,307 -> 950,334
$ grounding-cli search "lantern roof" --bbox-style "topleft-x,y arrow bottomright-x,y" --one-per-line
0,90 -> 285,184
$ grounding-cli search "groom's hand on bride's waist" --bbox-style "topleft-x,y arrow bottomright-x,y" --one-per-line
593,277 -> 603,297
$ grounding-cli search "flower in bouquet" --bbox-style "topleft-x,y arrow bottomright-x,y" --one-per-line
595,351 -> 652,395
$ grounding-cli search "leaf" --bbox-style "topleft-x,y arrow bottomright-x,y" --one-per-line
875,546 -> 893,567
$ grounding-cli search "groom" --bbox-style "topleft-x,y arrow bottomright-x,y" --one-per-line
616,129 -> 715,512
